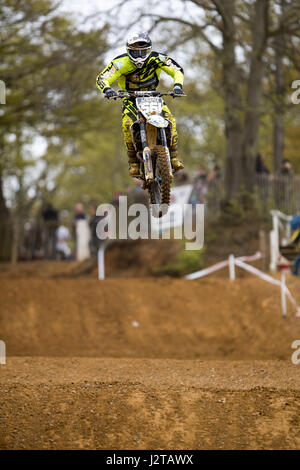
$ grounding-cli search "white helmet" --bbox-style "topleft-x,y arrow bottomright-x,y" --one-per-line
126,32 -> 152,68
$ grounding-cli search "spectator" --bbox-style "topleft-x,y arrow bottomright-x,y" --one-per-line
112,190 -> 121,207
129,181 -> 149,205
73,203 -> 87,222
42,202 -> 58,259
207,164 -> 222,182
281,159 -> 293,176
73,203 -> 90,261
174,171 -> 189,186
207,165 -> 222,211
289,216 -> 300,276
293,253 -> 300,276
192,167 -> 208,203
255,153 -> 270,175
89,204 -> 101,255
56,224 -> 71,259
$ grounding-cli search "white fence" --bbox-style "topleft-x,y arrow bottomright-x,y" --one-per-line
191,173 -> 300,217
269,210 -> 294,272
185,252 -> 300,318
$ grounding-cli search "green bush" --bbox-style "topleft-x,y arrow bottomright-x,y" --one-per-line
152,239 -> 205,277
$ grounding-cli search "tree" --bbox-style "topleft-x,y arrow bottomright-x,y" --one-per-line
112,0 -> 300,203
0,0 -> 109,260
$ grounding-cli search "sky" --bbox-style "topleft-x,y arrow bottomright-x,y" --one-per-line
59,0 -> 220,67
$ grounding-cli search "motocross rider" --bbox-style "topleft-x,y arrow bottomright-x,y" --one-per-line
96,32 -> 185,177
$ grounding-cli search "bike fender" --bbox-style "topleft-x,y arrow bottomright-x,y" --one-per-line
147,115 -> 169,128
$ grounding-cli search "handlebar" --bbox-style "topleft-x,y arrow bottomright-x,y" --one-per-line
105,90 -> 186,100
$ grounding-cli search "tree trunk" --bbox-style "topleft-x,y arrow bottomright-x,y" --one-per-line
221,0 -> 244,201
0,173 -> 12,261
273,5 -> 285,174
0,126 -> 12,261
10,213 -> 20,264
241,0 -> 268,192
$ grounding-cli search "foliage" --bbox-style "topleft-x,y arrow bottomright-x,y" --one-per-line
152,239 -> 205,276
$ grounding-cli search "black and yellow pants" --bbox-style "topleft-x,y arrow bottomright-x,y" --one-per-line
121,97 -> 178,152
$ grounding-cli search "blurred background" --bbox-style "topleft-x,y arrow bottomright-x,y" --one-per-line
1,0 -> 300,274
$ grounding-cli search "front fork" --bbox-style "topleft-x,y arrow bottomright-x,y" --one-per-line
139,118 -> 173,181
139,119 -> 153,181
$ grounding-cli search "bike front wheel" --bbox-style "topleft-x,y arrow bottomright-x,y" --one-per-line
149,145 -> 172,218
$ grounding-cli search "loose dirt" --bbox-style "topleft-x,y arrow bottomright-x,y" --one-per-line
1,277 -> 299,359
0,359 -> 299,449
0,266 -> 300,449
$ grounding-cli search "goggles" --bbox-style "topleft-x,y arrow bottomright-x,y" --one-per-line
128,46 -> 151,59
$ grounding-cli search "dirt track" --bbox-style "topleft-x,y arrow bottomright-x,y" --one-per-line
0,358 -> 300,450
1,277 -> 300,359
0,267 -> 300,449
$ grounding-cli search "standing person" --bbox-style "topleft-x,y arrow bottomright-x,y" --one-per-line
207,164 -> 222,183
207,165 -> 222,212
174,171 -> 189,186
96,32 -> 185,177
89,204 -> 101,255
192,167 -> 208,204
73,203 -> 90,261
290,216 -> 300,276
255,153 -> 270,175
56,224 -> 71,260
293,252 -> 300,276
280,159 -> 293,176
42,203 -> 58,259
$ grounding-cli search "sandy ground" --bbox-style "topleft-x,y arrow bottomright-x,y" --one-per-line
0,267 -> 300,449
1,277 -> 299,359
0,358 -> 299,450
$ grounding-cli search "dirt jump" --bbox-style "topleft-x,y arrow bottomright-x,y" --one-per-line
0,262 -> 300,449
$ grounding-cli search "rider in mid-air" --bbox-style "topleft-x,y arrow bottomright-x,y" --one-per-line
96,32 -> 185,178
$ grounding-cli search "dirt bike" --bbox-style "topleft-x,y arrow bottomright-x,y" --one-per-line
108,90 -> 186,218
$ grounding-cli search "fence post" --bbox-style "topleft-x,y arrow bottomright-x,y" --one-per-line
229,254 -> 236,281
98,244 -> 106,280
270,212 -> 279,272
0,340 -> 6,365
281,271 -> 287,317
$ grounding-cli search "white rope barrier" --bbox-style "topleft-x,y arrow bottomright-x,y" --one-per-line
185,252 -> 300,317
238,252 -> 263,262
185,252 -> 263,281
234,258 -> 300,317
185,259 -> 229,280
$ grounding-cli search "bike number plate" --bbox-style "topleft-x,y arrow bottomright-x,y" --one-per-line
136,97 -> 163,120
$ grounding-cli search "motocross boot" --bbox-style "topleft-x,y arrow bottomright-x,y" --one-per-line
169,144 -> 184,172
127,143 -> 140,177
